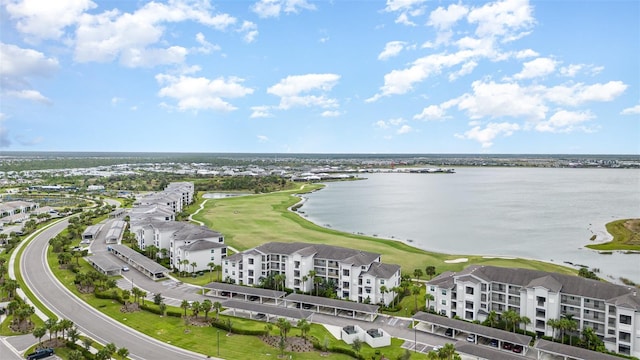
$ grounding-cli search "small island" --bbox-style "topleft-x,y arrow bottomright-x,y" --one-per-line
586,218 -> 640,252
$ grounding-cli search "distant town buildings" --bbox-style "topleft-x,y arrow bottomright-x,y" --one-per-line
426,265 -> 640,357
223,242 -> 401,306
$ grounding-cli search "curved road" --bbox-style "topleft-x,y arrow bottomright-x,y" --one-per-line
20,219 -> 214,360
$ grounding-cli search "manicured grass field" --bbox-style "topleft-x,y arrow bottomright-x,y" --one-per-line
586,218 -> 640,251
194,185 -> 577,276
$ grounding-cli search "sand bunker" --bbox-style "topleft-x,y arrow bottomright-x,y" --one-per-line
444,258 -> 468,263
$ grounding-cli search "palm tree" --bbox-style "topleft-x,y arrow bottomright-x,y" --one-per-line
276,317 -> 291,340
190,261 -> 197,274
180,259 -> 190,276
425,292 -> 434,311
392,286 -> 403,308
213,301 -> 222,321
117,347 -> 129,360
485,310 -> 499,328
519,316 -> 531,332
201,299 -> 212,320
180,299 -> 190,316
301,275 -> 308,293
207,262 -> 216,281
191,301 -> 201,318
411,285 -> 421,313
413,268 -> 424,282
307,270 -> 317,294
425,265 -> 436,279
297,319 -> 311,343
33,326 -> 46,346
214,264 -> 222,281
313,276 -> 322,296
547,318 -> 559,341
45,318 -> 57,341
379,285 -> 388,305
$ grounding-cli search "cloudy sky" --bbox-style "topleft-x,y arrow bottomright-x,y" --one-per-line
1,0 -> 638,154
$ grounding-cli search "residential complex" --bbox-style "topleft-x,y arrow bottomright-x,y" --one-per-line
426,265 -> 640,357
129,182 -> 227,273
223,242 -> 401,306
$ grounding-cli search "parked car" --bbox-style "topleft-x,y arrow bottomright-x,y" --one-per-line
26,348 -> 54,360
255,313 -> 266,320
248,296 -> 259,301
490,339 -> 499,347
444,328 -> 453,337
502,342 -> 513,350
432,345 -> 442,352
466,334 -> 475,342
121,266 -> 129,272
513,345 -> 523,353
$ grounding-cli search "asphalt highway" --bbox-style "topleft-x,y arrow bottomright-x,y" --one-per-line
20,219 -> 215,360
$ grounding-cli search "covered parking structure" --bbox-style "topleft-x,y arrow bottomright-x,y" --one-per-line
284,293 -> 379,322
413,312 -> 532,354
108,244 -> 168,279
535,339 -> 624,360
203,282 -> 287,304
221,299 -> 313,323
82,224 -> 103,242
455,343 -> 527,360
87,254 -> 122,276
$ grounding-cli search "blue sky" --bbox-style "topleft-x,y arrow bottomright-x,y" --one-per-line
1,0 -> 638,154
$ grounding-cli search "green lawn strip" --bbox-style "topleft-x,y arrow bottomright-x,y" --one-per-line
193,186 -> 576,276
174,271 -> 222,286
586,219 -> 640,251
0,313 -> 44,336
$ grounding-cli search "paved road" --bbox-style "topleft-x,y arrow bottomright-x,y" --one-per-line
20,219 -> 217,360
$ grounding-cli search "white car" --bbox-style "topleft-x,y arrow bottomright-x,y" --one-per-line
122,266 -> 129,272
432,345 -> 442,352
466,334 -> 475,342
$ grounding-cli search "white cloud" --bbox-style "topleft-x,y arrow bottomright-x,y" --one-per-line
238,21 -> 258,43
257,135 -> 269,142
389,118 -> 405,126
559,63 -> 603,77
74,0 -> 236,67
621,105 -> 640,115
513,57 -> 556,79
534,110 -> 595,133
251,0 -> 316,18
384,0 -> 426,12
267,73 -> 340,110
195,33 -> 220,54
414,105 -> 447,120
378,41 -> 407,61
397,124 -> 412,134
514,48 -> 538,59
545,81 -> 628,106
111,97 -> 123,105
467,0 -> 535,39
321,110 -> 341,117
5,0 -> 96,41
156,73 -> 254,112
455,122 -> 520,148
250,106 -> 273,118
455,80 -> 548,120
0,43 -> 58,103
374,120 -> 389,129
428,3 -> 469,30
449,60 -> 478,81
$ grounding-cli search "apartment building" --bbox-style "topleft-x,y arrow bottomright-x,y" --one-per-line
426,265 -> 640,357
223,242 -> 401,306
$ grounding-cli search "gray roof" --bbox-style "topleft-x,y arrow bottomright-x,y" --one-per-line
180,240 -> 226,252
254,242 -> 381,266
606,292 -> 640,311
427,271 -> 456,289
285,293 -> 379,314
413,312 -> 532,346
455,343 -> 525,360
87,254 -> 122,272
173,223 -> 222,241
82,224 -> 103,236
535,339 -> 624,360
454,265 -> 637,301
526,275 -> 563,292
221,299 -> 313,320
364,262 -> 400,279
109,244 -> 169,275
203,282 -> 287,299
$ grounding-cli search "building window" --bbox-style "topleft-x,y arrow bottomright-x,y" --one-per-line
343,269 -> 350,276
248,258 -> 254,265
366,279 -> 371,284
466,287 -> 474,295
430,286 -> 435,292
481,284 -> 487,291
441,300 -> 447,305
619,331 -> 631,342
441,290 -> 447,296
380,280 -> 385,285
620,314 -> 632,325
210,257 -> 215,261
210,249 -> 215,253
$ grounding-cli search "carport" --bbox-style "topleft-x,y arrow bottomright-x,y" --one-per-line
221,299 -> 313,322
413,311 -> 532,354
203,282 -> 286,304
455,343 -> 526,360
82,224 -> 103,241
284,293 -> 379,322
108,244 -> 168,279
535,339 -> 623,360
87,254 -> 122,276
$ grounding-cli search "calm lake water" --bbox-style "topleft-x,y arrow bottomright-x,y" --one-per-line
300,168 -> 640,284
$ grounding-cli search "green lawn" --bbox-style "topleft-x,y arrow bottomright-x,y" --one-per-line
586,218 -> 640,251
193,185 -> 577,276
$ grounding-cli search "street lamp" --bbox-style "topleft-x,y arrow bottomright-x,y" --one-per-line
217,329 -> 220,356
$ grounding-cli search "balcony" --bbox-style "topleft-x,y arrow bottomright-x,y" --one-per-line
561,296 -> 581,307
314,260 -> 326,267
491,294 -> 505,302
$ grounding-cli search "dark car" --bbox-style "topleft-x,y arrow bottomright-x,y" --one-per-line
502,342 -> 513,351
248,296 -> 259,301
444,328 -> 454,337
255,313 -> 266,320
490,339 -> 499,347
513,345 -> 523,353
26,348 -> 54,360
